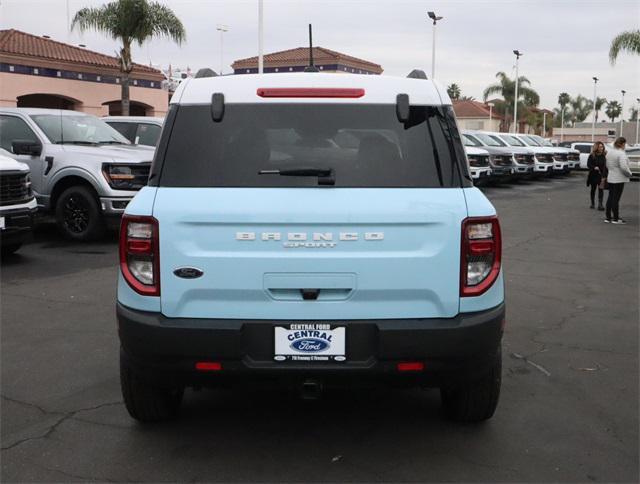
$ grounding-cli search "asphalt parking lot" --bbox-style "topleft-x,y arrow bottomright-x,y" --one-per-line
2,173 -> 638,483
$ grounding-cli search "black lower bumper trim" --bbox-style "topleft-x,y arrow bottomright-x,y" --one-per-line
118,303 -> 505,387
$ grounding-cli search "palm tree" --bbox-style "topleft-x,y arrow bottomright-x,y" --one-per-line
460,95 -> 476,102
609,29 -> 640,65
594,97 -> 607,122
605,101 -> 622,122
483,72 -> 540,132
567,95 -> 593,127
447,83 -> 461,100
72,0 -> 186,116
630,107 -> 639,122
554,92 -> 571,128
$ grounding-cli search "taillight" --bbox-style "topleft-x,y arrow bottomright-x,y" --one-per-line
119,215 -> 160,296
460,217 -> 501,297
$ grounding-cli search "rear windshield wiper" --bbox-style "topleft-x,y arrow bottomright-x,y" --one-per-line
259,167 -> 335,185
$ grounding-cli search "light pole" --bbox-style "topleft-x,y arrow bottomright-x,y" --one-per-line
636,97 -> 640,146
427,11 -> 443,80
542,111 -> 547,137
620,90 -> 626,136
512,50 -> 522,134
258,0 -> 264,74
561,106 -> 565,143
488,102 -> 494,128
591,77 -> 598,142
216,24 -> 229,75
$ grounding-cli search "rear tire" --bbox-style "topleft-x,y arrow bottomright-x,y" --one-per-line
55,185 -> 105,241
440,346 -> 502,423
120,350 -> 184,422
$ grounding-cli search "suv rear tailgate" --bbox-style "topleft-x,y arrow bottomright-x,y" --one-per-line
154,187 -> 467,320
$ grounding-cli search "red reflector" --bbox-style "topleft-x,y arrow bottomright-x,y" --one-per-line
397,362 -> 424,372
127,239 -> 152,253
468,240 -> 494,255
195,362 -> 222,371
256,88 -> 365,98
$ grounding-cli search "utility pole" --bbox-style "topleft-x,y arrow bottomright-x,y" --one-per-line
488,102 -> 494,128
216,24 -> 229,75
258,0 -> 264,74
561,106 -> 565,143
620,90 -> 626,136
543,112 -> 547,137
427,11 -> 443,80
591,77 -> 598,142
512,50 -> 522,134
635,98 -> 640,145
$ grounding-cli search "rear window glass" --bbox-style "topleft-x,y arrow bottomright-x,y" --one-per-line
158,104 -> 465,188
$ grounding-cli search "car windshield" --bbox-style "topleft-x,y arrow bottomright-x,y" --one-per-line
476,133 -> 506,147
31,114 -> 130,145
159,103 -> 466,188
498,135 -> 526,147
532,136 -> 553,147
522,136 -> 541,147
462,134 -> 482,147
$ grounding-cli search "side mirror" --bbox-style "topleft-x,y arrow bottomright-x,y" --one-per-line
12,139 -> 42,156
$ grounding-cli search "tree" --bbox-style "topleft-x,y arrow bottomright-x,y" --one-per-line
483,72 -> 540,132
605,101 -> 622,122
447,83 -> 461,100
567,95 -> 593,127
72,0 -> 185,116
609,29 -> 640,65
460,95 -> 476,102
594,97 -> 607,122
630,107 -> 639,122
553,92 -> 571,128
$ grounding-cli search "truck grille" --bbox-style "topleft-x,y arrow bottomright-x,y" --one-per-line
496,155 -> 512,166
515,154 -> 535,165
0,172 -> 32,206
468,155 -> 490,167
554,153 -> 568,161
536,153 -> 554,163
568,152 -> 580,161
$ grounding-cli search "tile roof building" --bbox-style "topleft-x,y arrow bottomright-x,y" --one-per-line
453,100 -> 503,132
0,29 -> 167,116
232,47 -> 383,75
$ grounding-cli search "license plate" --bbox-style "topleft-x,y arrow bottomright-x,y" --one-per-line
0,217 -> 4,230
274,324 -> 346,362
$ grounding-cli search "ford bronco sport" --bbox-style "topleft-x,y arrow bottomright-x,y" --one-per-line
117,73 -> 505,423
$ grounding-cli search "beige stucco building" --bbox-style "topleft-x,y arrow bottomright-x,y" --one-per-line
0,29 -> 167,116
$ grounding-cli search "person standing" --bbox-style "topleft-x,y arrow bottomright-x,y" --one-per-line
604,137 -> 633,224
586,141 -> 607,210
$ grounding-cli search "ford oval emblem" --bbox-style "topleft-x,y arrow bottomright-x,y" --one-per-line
290,338 -> 329,352
274,355 -> 286,362
173,267 -> 204,279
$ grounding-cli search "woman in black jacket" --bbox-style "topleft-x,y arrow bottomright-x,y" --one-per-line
587,141 -> 607,210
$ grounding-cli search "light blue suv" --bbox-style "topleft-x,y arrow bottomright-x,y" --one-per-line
117,72 -> 505,423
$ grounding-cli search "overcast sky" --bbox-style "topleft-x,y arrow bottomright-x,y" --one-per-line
1,0 -> 639,118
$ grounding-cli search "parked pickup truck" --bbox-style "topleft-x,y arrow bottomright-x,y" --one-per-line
464,146 -> 492,184
0,108 -> 154,240
117,71 -> 505,424
0,149 -> 37,255
102,116 -> 164,147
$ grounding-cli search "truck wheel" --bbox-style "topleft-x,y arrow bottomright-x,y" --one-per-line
55,186 -> 105,241
120,350 -> 184,422
440,346 -> 501,423
1,243 -> 23,256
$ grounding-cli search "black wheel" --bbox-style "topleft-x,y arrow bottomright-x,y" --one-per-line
120,349 -> 184,422
1,243 -> 23,256
440,346 -> 502,423
55,186 -> 105,241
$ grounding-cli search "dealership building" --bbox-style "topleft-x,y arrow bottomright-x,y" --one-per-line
0,29 -> 167,116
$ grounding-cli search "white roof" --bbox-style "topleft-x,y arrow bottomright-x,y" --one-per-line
0,107 -> 91,116
172,73 -> 449,106
102,116 -> 164,124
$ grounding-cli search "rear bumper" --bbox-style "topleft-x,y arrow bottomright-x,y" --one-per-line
117,302 -> 505,387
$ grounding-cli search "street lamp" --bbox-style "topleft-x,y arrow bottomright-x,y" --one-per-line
561,105 -> 566,143
216,24 -> 229,75
258,0 -> 264,74
427,11 -> 443,80
542,111 -> 547,137
512,50 -> 522,134
620,89 -> 626,135
488,102 -> 495,128
591,77 -> 598,142
636,97 -> 640,146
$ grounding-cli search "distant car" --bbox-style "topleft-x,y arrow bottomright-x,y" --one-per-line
0,108 -> 154,240
566,142 -> 594,169
102,116 -> 164,147
525,134 -> 580,169
627,147 -> 640,180
460,131 -> 515,180
463,145 -> 492,184
492,133 -> 568,175
0,150 -> 37,255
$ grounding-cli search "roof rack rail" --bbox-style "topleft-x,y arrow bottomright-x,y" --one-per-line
407,69 -> 428,80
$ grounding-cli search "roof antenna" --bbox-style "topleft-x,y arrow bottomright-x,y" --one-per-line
304,24 -> 319,72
